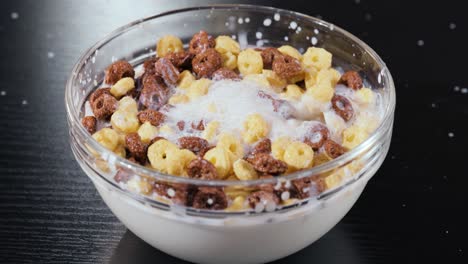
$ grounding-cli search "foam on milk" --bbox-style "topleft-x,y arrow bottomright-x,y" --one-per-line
164,80 -> 303,142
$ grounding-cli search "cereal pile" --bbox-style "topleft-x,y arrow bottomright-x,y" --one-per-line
82,31 -> 382,211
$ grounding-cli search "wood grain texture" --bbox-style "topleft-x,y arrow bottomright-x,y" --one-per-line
0,0 -> 466,263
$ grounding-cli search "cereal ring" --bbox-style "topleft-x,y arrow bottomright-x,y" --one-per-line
105,60 -> 135,85
114,169 -> 133,183
154,182 -> 197,206
323,139 -> 347,159
125,132 -> 148,163
249,153 -> 288,175
164,51 -> 194,71
260,47 -> 282,69
252,138 -> 272,155
331,94 -> 354,122
192,187 -> 228,210
154,57 -> 180,86
338,70 -> 363,90
139,74 -> 170,110
247,190 -> 279,211
272,54 -> 302,79
187,158 -> 218,180
192,48 -> 222,78
177,136 -> 209,155
143,57 -> 158,75
303,123 -> 330,150
137,109 -> 165,127
82,116 -> 97,134
291,176 -> 326,199
212,67 -> 240,81
176,121 -> 185,131
91,93 -> 118,120
89,88 -> 112,105
189,30 -> 216,54
191,120 -> 205,131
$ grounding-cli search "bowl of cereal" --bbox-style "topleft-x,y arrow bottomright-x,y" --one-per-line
66,5 -> 395,264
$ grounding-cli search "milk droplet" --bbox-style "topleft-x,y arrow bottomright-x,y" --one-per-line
256,32 -> 263,39
274,13 -> 280,21
417,40 -> 424,46
11,12 -> 19,20
311,37 -> 318,45
263,18 -> 272,26
289,21 -> 298,30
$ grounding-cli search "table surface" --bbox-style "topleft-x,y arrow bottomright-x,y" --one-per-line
0,0 -> 466,263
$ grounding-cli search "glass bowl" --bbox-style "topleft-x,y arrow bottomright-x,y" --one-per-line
66,5 -> 395,264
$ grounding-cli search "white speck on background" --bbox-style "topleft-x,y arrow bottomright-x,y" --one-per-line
417,40 -> 424,46
0,91 -> 6,96
402,203 -> 406,208
22,99 -> 28,105
296,26 -> 302,33
445,230 -> 449,234
314,29 -> 319,34
274,13 -> 280,21
364,13 -> 372,21
256,40 -> 264,47
263,18 -> 272,26
245,17 -> 250,23
355,0 -> 361,4
461,88 -> 468,94
11,12 -> 19,20
225,22 -> 229,27
237,17 -> 243,24
256,32 -> 263,39
449,23 -> 456,30
284,36 -> 289,41
431,103 -> 436,108
454,86 -> 460,91
47,52 -> 55,59
448,132 -> 454,138
289,21 -> 298,30
311,37 -> 318,45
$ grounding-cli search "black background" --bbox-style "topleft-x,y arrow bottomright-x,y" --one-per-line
0,0 -> 466,263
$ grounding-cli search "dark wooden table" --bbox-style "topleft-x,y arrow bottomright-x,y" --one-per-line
1,0 -> 466,263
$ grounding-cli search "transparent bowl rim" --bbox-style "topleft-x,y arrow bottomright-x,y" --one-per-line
65,4 -> 396,188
